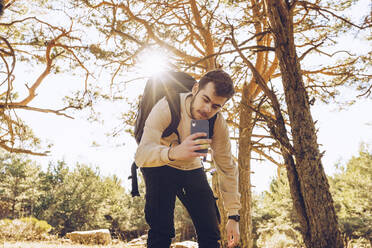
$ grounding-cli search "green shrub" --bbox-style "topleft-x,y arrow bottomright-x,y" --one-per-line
0,217 -> 52,241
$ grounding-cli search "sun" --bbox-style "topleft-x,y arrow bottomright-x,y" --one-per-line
136,49 -> 170,77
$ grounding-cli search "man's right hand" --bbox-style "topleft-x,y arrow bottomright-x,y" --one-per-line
168,132 -> 211,161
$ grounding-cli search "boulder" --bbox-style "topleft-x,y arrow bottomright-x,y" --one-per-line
171,240 -> 198,248
128,234 -> 147,246
66,229 -> 111,245
127,235 -> 198,248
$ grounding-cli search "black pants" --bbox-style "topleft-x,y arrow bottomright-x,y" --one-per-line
141,166 -> 221,248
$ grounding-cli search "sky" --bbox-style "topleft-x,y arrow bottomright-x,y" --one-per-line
10,0 -> 372,194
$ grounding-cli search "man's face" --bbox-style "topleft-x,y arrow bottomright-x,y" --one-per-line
190,82 -> 228,120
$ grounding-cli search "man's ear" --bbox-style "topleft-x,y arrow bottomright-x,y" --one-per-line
192,83 -> 199,95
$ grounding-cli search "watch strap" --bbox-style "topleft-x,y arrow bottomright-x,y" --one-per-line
228,215 -> 240,222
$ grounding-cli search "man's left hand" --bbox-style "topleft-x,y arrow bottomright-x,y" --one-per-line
226,219 -> 240,248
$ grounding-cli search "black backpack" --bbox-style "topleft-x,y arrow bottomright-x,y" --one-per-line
129,71 -> 217,197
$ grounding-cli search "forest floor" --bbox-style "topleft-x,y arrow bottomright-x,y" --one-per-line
0,240 -> 198,248
0,241 -> 139,248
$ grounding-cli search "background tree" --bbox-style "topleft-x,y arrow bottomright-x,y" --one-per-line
230,1 -> 371,245
0,153 -> 41,218
0,152 -> 198,241
252,146 -> 372,247
227,0 -> 370,247
34,160 -> 69,222
254,0 -> 371,246
253,170 -> 303,248
0,0 -> 93,155
329,145 -> 372,246
262,0 -> 343,246
103,177 -> 147,240
36,162 -> 113,235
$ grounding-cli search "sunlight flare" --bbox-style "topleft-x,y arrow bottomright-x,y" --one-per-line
136,49 -> 170,77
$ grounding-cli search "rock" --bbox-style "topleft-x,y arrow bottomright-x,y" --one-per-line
171,240 -> 198,248
66,229 -> 111,245
111,238 -> 121,245
128,234 -> 147,246
127,235 -> 198,248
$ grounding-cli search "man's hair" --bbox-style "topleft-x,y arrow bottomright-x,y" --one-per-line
198,69 -> 235,99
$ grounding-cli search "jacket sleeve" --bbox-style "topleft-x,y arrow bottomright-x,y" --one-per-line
211,114 -> 241,216
134,98 -> 173,167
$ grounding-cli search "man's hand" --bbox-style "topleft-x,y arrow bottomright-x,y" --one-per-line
168,132 -> 211,161
226,219 -> 240,248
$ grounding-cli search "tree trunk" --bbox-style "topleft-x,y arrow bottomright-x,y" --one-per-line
238,84 -> 254,248
212,91 -> 254,248
212,172 -> 228,247
265,1 -> 343,247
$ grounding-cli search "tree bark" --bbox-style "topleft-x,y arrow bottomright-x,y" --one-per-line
238,84 -> 254,248
212,171 -> 228,247
265,1 -> 343,247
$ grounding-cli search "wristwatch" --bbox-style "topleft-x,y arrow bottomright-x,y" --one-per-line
228,215 -> 240,222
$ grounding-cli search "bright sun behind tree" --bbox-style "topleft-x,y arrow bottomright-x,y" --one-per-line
136,49 -> 170,77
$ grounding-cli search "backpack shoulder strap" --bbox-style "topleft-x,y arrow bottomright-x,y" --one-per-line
208,113 -> 218,139
162,93 -> 181,142
129,162 -> 140,197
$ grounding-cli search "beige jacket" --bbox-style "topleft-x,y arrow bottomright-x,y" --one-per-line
135,92 -> 241,216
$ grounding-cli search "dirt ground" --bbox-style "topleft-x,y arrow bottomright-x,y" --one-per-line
0,240 -> 139,248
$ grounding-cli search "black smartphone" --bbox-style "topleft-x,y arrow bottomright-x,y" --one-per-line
190,119 -> 209,153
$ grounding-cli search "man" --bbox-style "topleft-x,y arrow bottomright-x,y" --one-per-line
135,69 -> 241,248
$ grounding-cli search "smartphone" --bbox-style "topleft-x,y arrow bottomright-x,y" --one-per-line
190,119 -> 209,153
